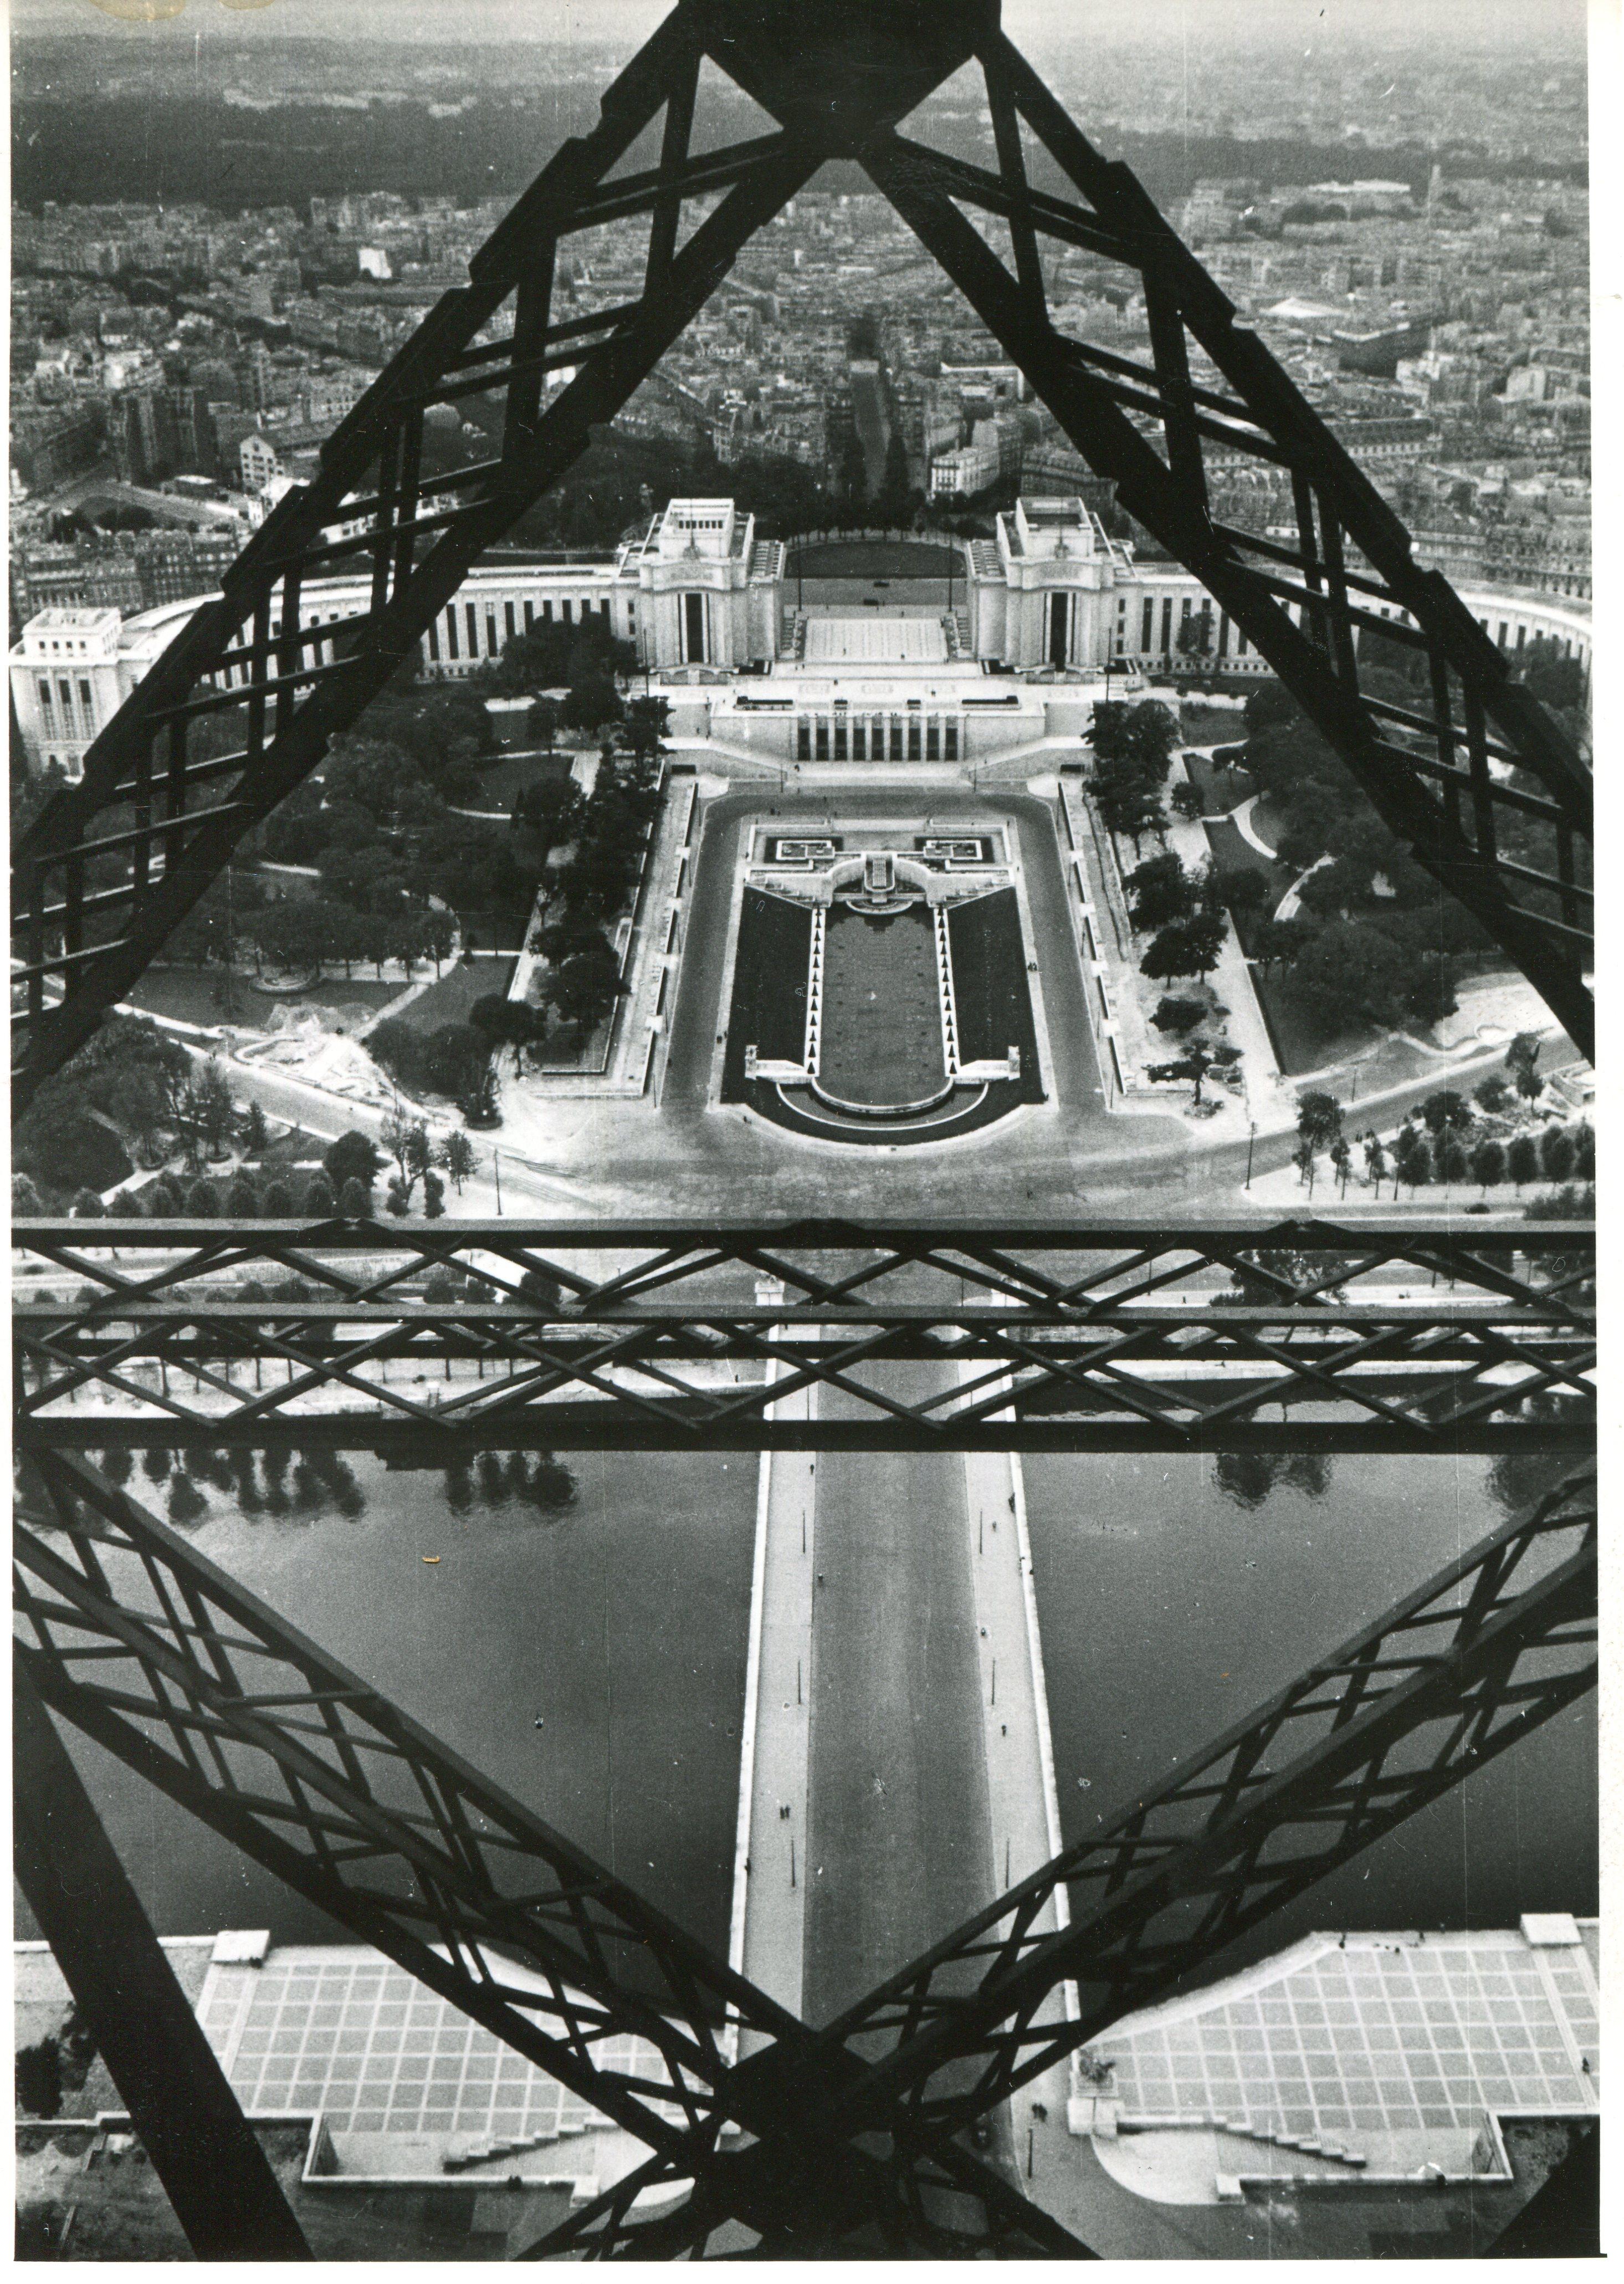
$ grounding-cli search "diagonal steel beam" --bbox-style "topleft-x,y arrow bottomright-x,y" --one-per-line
14,1445 -> 1594,2256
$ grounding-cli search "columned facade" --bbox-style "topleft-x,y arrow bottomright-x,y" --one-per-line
10,489 -> 1591,777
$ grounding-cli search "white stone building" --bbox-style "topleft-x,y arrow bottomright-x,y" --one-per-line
10,492 -> 1593,778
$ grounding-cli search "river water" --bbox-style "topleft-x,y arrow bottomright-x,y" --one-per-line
24,1448 -> 1594,1980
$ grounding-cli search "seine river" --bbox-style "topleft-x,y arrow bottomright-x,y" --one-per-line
25,1449 -> 1594,1975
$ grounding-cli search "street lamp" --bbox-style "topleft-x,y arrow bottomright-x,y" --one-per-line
1244,1120 -> 1257,1189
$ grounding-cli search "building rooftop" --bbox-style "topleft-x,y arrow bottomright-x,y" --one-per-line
195,1938 -> 679,2178
1080,1920 -> 1599,2195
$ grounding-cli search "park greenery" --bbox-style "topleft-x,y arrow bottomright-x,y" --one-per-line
1188,657 -> 1589,1048
14,1109 -> 481,1223
1287,1035 -> 1593,1202
1115,832 -> 1244,1105
142,619 -> 665,1115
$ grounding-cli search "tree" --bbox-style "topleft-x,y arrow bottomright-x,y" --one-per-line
422,1168 -> 446,1219
1421,1090 -> 1472,1140
379,1109 -> 436,1196
622,694 -> 671,762
1395,1128 -> 1432,1194
71,1187 -> 106,1218
1139,907 -> 1225,983
471,992 -> 547,1070
1474,1074 -> 1513,1115
1211,867 -> 1268,923
1094,773 -> 1165,856
262,1178 -> 296,1217
1539,1124 -> 1576,1184
1507,1132 -> 1540,1192
1125,852 -> 1194,932
226,1174 -> 259,1217
1471,1137 -> 1507,1193
1151,994 -> 1206,1036
1505,1031 -> 1543,1100
337,1176 -> 372,1218
1440,1138 -> 1469,1192
1169,782 -> 1204,822
1297,1091 -> 1344,1154
1292,1134 -> 1317,1192
191,1058 -> 237,1161
243,896 -> 319,981
187,1177 -> 220,1214
1290,921 -> 1406,1032
239,1099 -> 270,1156
1179,907 -> 1227,977
1145,1042 -> 1217,1102
1251,915 -> 1310,977
324,1130 -> 383,1194
303,1172 -> 337,1215
16,2038 -> 63,2121
1140,922 -> 1204,985
13,1174 -> 44,1216
1571,1121 -> 1595,1181
1362,1131 -> 1389,1195
513,775 -> 584,856
561,673 -> 622,735
527,696 -> 560,754
1091,701 -> 1179,781
1389,1123 -> 1425,1197
1405,953 -> 1457,1029
519,1265 -> 562,1311
437,1131 -> 478,1194
545,934 -> 626,1035
1242,679 -> 1300,738
1329,1134 -> 1353,1194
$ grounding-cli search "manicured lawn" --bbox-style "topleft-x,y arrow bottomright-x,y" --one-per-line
820,905 -> 945,1107
1250,794 -> 1288,853
1198,819 -> 1374,1077
1182,753 -> 1256,815
124,967 -> 399,1028
723,889 -> 814,1099
389,957 -> 515,1035
1180,703 -> 1248,745
464,751 -> 581,811
1253,971 -> 1381,1076
946,888 -> 1043,1101
784,539 -> 960,579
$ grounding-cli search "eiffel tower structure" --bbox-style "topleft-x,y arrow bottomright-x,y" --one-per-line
10,0 -> 1595,2260
11,0 -> 1591,1098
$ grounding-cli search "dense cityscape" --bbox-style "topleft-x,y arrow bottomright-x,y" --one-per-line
13,5 -> 1591,620
11,0 -> 1596,2264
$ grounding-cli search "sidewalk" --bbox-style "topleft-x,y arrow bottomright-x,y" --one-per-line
961,1362 -> 1074,2181
734,1310 -> 818,2049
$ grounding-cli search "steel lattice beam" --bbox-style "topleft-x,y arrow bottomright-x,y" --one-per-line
9,0 -> 1591,1105
13,1449 -> 802,2165
521,1468 -> 1597,2257
16,1453 -> 1593,2257
14,1216 -> 1594,1457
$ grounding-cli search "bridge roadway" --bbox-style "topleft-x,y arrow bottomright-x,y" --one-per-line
801,1360 -> 995,2027
734,1336 -> 1076,2215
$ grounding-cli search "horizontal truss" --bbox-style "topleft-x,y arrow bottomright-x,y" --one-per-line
16,1452 -> 1592,2256
9,0 -> 1591,1107
14,1217 -> 1595,1457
